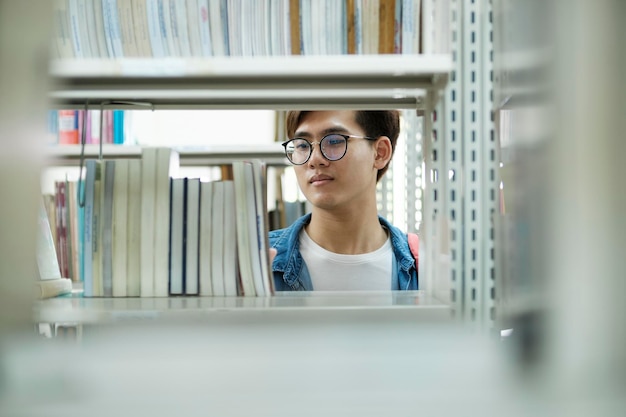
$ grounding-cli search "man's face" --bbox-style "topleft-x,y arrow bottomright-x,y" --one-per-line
292,111 -> 380,212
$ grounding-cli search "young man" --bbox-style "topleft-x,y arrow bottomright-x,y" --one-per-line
268,110 -> 419,291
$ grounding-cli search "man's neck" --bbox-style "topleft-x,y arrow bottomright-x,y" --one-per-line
305,207 -> 388,255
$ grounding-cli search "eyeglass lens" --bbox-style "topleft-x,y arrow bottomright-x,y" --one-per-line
285,134 -> 347,164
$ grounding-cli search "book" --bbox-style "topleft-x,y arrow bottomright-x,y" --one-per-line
126,159 -> 142,296
101,160 -> 116,297
222,180 -> 238,296
210,180 -> 225,296
185,178 -> 200,295
37,197 -> 63,281
195,0 -> 212,57
36,197 -> 72,299
112,159 -> 129,297
250,160 -> 273,295
132,0 -> 154,57
139,148 -> 158,297
58,110 -> 79,145
146,0 -> 166,57
198,180 -> 213,296
82,160 -> 100,297
232,161 -> 257,296
118,0 -> 140,56
168,177 -> 185,295
154,147 -> 180,297
35,278 -> 73,300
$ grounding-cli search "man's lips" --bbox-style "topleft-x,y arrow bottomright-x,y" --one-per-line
309,174 -> 333,185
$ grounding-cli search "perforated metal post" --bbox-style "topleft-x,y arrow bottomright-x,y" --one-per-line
423,0 -> 497,327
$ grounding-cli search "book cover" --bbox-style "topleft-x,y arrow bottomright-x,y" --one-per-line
198,180 -> 213,296
112,159 -> 129,297
195,0 -> 212,57
222,180 -> 238,296
232,161 -> 257,296
140,148 -> 158,297
146,0 -> 166,57
185,178 -> 200,295
153,147 -> 180,297
82,160 -> 99,297
101,160 -> 116,297
210,181 -> 225,296
168,177 -> 185,295
132,0 -> 154,57
35,278 -> 73,300
37,197 -> 63,281
126,159 -> 142,297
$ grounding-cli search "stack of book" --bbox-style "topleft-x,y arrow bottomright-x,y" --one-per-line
58,147 -> 274,298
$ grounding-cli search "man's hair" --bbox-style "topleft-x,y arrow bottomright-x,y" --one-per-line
285,110 -> 400,181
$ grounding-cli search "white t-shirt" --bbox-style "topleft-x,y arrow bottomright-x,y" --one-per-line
299,230 -> 393,291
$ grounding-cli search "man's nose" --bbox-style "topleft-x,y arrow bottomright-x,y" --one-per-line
308,142 -> 328,165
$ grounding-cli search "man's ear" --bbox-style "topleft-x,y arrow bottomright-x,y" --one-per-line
373,136 -> 393,169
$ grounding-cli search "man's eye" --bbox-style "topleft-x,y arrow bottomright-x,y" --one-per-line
294,142 -> 309,151
326,136 -> 344,146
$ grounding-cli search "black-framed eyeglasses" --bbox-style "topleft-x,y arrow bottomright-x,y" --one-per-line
282,134 -> 377,165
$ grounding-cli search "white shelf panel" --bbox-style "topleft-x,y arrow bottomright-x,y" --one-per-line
45,144 -> 289,167
34,291 -> 451,324
49,55 -> 451,109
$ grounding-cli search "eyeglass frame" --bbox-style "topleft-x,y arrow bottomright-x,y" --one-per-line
281,133 -> 378,165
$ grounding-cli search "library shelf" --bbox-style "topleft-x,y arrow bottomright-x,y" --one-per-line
34,290 -> 451,325
46,143 -> 288,167
49,54 -> 452,110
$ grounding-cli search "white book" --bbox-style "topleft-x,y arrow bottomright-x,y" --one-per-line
126,159 -> 142,297
196,0 -> 212,56
185,0 -> 202,56
92,0 -> 110,57
227,0 -> 240,56
173,0 -> 192,56
232,161 -> 257,296
208,0 -> 225,56
165,0 -> 182,56
104,0 -> 124,57
92,161 -> 104,296
185,178 -> 200,295
68,0 -> 85,57
82,160 -> 99,296
154,147 -> 180,297
139,148 -> 158,297
222,180 -> 238,296
198,180 -> 213,296
146,0 -> 166,57
101,160 -> 116,297
118,0 -> 139,56
250,160 -> 272,295
37,197 -> 63,281
210,181 -> 225,296
83,0 -> 102,57
132,0 -> 154,57
169,177 -> 185,295
112,159 -> 129,297
53,0 -> 75,58
35,278 -> 73,300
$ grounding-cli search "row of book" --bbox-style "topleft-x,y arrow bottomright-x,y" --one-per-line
49,109 -> 130,145
39,148 -> 274,298
52,0 -> 423,59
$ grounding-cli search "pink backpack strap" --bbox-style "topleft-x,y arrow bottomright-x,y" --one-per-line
408,233 -> 419,265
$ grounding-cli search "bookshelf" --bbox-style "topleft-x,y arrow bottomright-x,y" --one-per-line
39,53 -> 452,323
34,291 -> 451,325
49,55 -> 451,110
47,143 -> 288,166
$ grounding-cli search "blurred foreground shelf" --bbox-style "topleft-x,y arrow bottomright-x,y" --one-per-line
34,290 -> 451,325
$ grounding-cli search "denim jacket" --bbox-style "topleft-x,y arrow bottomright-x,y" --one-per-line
269,213 -> 418,291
